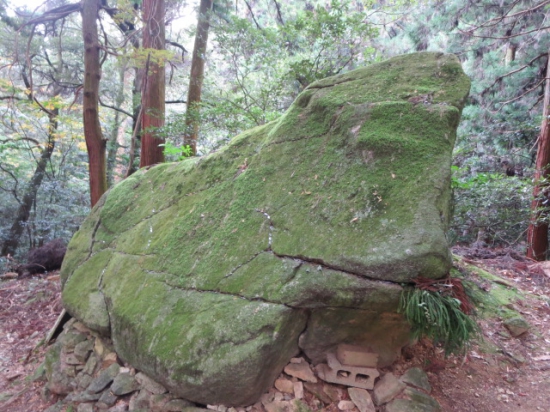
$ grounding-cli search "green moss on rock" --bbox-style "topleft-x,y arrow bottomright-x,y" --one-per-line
61,52 -> 469,406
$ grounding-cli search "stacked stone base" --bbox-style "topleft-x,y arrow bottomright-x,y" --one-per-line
40,319 -> 440,412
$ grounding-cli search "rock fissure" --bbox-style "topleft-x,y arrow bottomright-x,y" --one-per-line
160,279 -> 296,309
270,250 -> 400,286
87,217 -> 103,259
222,251 -> 264,280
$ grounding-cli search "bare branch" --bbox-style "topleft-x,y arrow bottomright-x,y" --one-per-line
99,96 -> 134,118
272,0 -> 284,25
476,0 -> 550,29
0,95 -> 25,101
482,53 -> 547,96
0,137 -> 41,146
243,0 -> 263,31
461,25 -> 550,40
0,164 -> 21,204
166,40 -> 187,61
21,3 -> 81,27
498,78 -> 546,107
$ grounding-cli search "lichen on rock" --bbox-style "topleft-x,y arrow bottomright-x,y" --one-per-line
60,52 -> 470,406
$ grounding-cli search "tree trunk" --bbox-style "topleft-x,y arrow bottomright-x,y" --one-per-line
126,65 -> 143,176
139,0 -> 166,167
527,50 -> 550,261
184,0 -> 213,156
107,66 -> 125,186
1,113 -> 58,257
82,0 -> 107,207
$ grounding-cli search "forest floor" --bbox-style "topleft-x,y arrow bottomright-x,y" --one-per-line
0,247 -> 549,412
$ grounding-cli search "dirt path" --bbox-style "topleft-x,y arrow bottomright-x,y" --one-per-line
0,249 -> 549,412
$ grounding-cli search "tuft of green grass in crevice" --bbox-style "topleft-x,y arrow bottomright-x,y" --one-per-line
399,286 -> 481,356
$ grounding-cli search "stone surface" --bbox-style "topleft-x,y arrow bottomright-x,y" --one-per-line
86,363 -> 120,393
44,342 -> 72,395
65,354 -> 82,365
302,382 -> 332,404
348,388 -> 375,412
385,387 -> 441,412
107,405 -> 129,412
322,384 -> 342,402
135,372 -> 167,394
65,390 -> 103,402
336,344 -> 378,368
293,382 -> 304,399
83,353 -> 98,375
372,373 -> 406,405
74,340 -> 94,363
101,352 -> 119,368
97,390 -> 119,408
61,52 -> 469,406
400,367 -> 431,393
129,389 -> 153,410
316,353 -> 379,390
76,371 -> 93,390
284,363 -> 317,383
164,399 -> 195,411
503,317 -> 530,337
275,378 -> 294,394
59,331 -> 87,350
77,403 -> 94,412
337,400 -> 355,410
149,393 -> 175,411
111,372 -> 139,395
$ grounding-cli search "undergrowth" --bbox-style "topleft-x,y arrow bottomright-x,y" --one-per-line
399,276 -> 481,355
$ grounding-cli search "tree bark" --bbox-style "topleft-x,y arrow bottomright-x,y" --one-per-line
184,0 -> 213,156
1,112 -> 58,257
527,50 -> 550,261
82,0 -> 107,207
107,66 -> 126,186
139,0 -> 166,167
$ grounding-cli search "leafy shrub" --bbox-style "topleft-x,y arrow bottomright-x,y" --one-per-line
450,166 -> 531,247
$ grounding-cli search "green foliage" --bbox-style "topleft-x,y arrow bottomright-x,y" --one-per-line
160,141 -> 193,161
189,0 -> 378,152
450,165 -> 531,246
399,287 -> 481,355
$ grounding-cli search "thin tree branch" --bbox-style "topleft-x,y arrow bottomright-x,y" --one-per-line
0,137 -> 41,146
498,78 -> 546,107
243,0 -> 263,31
21,3 -> 81,27
98,96 -> 134,118
166,40 -> 187,61
461,25 -> 550,40
482,53 -> 547,96
272,0 -> 284,25
0,164 -> 21,204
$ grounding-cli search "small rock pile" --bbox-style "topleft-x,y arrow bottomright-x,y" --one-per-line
39,319 -> 440,412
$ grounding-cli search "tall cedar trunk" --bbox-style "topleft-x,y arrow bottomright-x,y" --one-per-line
527,50 -> 550,261
1,112 -> 58,256
139,0 -> 165,167
184,0 -> 213,155
82,0 -> 107,207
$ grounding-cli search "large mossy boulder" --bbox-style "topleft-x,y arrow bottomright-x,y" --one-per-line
61,52 -> 469,406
